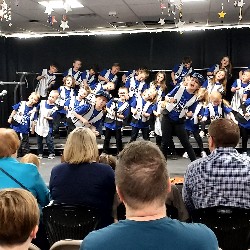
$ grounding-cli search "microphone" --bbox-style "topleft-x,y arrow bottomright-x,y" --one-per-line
0,90 -> 7,97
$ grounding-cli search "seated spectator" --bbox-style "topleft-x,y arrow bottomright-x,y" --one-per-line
183,118 -> 250,213
0,188 -> 40,250
20,153 -> 40,169
0,128 -> 51,250
49,127 -> 115,229
80,141 -> 218,250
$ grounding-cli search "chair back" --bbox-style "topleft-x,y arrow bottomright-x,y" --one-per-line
43,204 -> 100,246
49,240 -> 82,250
191,206 -> 250,250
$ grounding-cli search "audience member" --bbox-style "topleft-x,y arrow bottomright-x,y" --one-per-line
0,128 -> 51,250
49,127 -> 116,229
0,188 -> 40,250
81,141 -> 218,250
20,153 -> 40,169
183,118 -> 250,213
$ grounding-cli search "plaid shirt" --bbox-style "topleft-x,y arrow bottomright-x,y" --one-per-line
183,147 -> 250,213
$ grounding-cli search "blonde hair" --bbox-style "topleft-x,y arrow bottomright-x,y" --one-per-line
29,92 -> 40,101
0,188 -> 39,245
209,91 -> 231,107
63,127 -> 99,164
20,153 -> 40,168
197,88 -> 209,106
0,128 -> 20,158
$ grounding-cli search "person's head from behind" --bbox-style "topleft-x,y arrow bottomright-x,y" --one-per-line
208,118 -> 240,152
209,91 -> 222,106
0,188 -> 39,248
242,69 -> 250,83
111,63 -> 120,75
182,56 -> 192,68
0,128 -> 20,158
20,153 -> 40,169
116,141 -> 170,211
99,153 -> 117,170
47,90 -> 59,104
64,127 -> 99,164
73,59 -> 82,71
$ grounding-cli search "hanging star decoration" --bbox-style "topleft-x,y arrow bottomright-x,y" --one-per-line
64,1 -> 72,13
158,18 -> 165,25
234,0 -> 245,21
237,0 -> 245,7
60,15 -> 69,30
218,3 -> 226,21
45,4 -> 54,15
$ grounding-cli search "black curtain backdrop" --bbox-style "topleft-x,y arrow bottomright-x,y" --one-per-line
1,28 -> 250,127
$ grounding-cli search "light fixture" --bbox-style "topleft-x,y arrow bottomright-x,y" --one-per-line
38,0 -> 84,9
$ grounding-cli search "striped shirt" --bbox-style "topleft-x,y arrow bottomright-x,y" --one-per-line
183,147 -> 250,213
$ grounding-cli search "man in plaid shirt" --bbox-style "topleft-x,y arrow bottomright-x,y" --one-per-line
183,118 -> 250,213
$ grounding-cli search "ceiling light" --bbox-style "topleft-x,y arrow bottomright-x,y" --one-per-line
38,1 -> 84,9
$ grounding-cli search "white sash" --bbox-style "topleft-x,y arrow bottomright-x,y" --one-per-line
129,76 -> 145,98
165,86 -> 197,118
106,101 -> 129,122
192,103 -> 203,124
73,105 -> 103,128
207,79 -> 224,94
154,101 -> 164,136
68,68 -> 82,82
175,64 -> 192,80
66,96 -> 86,118
231,79 -> 246,111
12,101 -> 26,124
36,69 -> 56,97
35,100 -> 57,137
99,69 -> 117,85
208,103 -> 223,120
132,96 -> 152,122
56,87 -> 75,106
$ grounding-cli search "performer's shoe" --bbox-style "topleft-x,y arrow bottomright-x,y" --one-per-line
182,152 -> 188,158
201,151 -> 207,158
38,154 -> 43,159
48,154 -> 55,159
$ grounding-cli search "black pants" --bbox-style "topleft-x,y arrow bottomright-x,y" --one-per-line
192,130 -> 204,152
240,126 -> 249,153
103,127 -> 123,154
53,112 -> 66,135
17,132 -> 30,157
161,114 -> 196,161
130,126 -> 149,142
156,134 -> 162,147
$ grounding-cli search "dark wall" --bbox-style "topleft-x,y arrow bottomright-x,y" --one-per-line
1,28 -> 250,127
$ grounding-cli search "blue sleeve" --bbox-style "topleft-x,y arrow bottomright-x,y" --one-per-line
99,69 -> 107,77
231,80 -> 238,88
203,107 -> 209,117
34,103 -> 41,120
63,70 -> 68,77
81,71 -> 87,80
106,100 -> 113,108
167,86 -> 180,97
131,99 -> 137,108
142,83 -> 148,92
64,99 -> 70,107
172,64 -> 180,73
245,98 -> 250,106
75,103 -> 90,115
202,80 -> 208,88
33,170 -> 51,207
207,64 -> 216,73
125,79 -> 130,89
12,102 -> 21,111
223,105 -> 232,114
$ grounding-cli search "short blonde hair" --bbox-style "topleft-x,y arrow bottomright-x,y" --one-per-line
0,128 -> 20,158
0,188 -> 39,245
64,127 -> 99,164
20,153 -> 40,168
